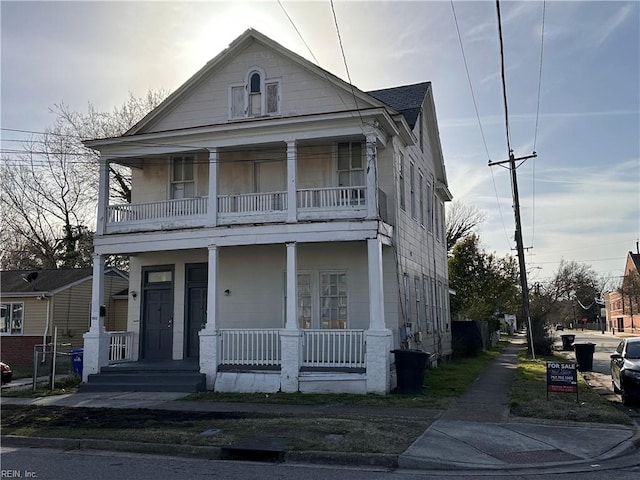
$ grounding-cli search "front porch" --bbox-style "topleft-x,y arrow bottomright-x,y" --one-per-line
101,328 -> 376,394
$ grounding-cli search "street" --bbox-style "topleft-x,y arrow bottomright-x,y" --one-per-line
2,446 -> 640,480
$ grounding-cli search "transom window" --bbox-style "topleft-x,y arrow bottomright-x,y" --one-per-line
171,155 -> 195,199
1,302 -> 23,335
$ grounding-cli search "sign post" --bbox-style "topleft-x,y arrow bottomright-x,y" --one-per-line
546,362 -> 578,402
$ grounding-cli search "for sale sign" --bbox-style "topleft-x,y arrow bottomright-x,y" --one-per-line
546,362 -> 578,401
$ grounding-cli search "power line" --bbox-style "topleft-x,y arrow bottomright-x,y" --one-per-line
450,0 -> 492,162
533,0 -> 546,152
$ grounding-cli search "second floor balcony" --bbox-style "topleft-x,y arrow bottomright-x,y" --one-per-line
104,185 -> 378,234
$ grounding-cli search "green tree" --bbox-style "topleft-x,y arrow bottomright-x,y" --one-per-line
448,234 -> 520,322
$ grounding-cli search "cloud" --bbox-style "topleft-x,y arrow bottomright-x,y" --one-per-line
591,3 -> 635,48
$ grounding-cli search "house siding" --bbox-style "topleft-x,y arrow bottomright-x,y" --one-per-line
146,40 -> 364,133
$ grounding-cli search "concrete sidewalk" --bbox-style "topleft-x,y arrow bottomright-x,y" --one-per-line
2,336 -> 639,472
399,337 -> 640,470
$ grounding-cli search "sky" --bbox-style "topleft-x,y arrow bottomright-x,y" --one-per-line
1,0 -> 639,289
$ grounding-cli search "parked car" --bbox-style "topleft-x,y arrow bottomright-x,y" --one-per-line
1,362 -> 12,384
610,337 -> 640,405
555,324 -> 564,331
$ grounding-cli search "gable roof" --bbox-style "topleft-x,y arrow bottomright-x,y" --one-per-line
367,82 -> 431,129
125,28 -> 388,136
630,252 -> 640,272
0,268 -> 126,295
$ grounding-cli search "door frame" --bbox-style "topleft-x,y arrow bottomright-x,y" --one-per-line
140,265 -> 175,361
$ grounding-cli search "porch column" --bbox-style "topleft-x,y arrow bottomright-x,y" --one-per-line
286,141 -> 297,223
207,148 -> 218,227
281,241 -> 301,392
366,238 -> 392,394
365,135 -> 379,220
82,253 -> 109,382
96,159 -> 109,235
200,244 -> 220,389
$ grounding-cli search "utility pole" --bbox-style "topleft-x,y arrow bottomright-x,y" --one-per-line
489,151 -> 537,358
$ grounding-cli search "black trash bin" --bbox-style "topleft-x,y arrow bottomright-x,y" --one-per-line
573,342 -> 595,372
392,349 -> 429,394
70,348 -> 83,376
560,334 -> 576,351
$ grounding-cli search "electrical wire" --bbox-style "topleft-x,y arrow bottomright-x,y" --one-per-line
450,0 -> 491,163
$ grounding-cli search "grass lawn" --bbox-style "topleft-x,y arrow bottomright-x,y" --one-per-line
510,352 -> 632,425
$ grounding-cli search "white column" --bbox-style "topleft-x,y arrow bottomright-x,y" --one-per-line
96,160 -> 109,235
200,245 -> 220,389
286,141 -> 297,223
281,241 -> 301,392
366,238 -> 392,393
82,253 -> 109,382
365,135 -> 379,219
207,149 -> 218,226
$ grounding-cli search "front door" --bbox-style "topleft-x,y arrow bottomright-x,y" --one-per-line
141,267 -> 174,361
186,264 -> 208,359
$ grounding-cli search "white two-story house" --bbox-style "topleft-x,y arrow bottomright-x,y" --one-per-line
82,29 -> 452,394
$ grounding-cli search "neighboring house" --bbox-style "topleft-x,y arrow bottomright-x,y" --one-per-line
0,268 -> 128,367
82,29 -> 452,394
605,251 -> 640,334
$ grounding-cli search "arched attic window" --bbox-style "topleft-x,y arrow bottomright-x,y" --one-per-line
229,67 -> 281,119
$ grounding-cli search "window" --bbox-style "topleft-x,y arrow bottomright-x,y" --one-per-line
410,162 -> 416,219
1,302 -> 23,335
171,156 -> 195,199
399,153 -> 406,211
337,142 -> 364,205
427,177 -> 434,232
414,277 -> 422,331
320,272 -> 347,329
298,273 -> 312,329
423,275 -> 432,333
419,171 -> 424,226
419,112 -> 424,152
229,69 -> 280,119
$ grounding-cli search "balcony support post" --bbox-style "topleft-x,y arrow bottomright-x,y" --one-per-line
281,241 -> 301,392
365,135 -> 379,220
96,159 -> 109,235
200,244 -> 220,389
83,253 -> 109,382
287,141 -> 298,223
208,148 -> 218,226
366,237 -> 392,393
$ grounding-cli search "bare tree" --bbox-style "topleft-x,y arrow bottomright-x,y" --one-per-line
0,90 -> 167,269
445,201 -> 486,252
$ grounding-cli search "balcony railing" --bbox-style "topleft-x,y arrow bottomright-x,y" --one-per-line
107,197 -> 207,223
104,186 -> 369,232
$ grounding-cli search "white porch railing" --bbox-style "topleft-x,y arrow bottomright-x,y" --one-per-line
108,331 -> 134,363
302,329 -> 365,368
218,192 -> 287,214
219,329 -> 281,366
297,186 -> 366,209
107,197 -> 207,223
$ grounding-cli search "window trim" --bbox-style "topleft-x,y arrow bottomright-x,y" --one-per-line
228,67 -> 281,120
169,155 -> 196,199
1,302 -> 24,336
399,152 -> 406,211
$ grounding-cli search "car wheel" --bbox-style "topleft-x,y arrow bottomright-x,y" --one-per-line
612,381 -> 621,394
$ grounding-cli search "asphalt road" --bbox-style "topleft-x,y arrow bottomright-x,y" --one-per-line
2,446 -> 640,480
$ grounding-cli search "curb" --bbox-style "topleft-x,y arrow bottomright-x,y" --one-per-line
1,435 -> 397,469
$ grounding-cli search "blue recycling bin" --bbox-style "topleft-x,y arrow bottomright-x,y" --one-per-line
70,348 -> 83,376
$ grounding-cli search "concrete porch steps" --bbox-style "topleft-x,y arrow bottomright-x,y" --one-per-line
79,361 -> 206,393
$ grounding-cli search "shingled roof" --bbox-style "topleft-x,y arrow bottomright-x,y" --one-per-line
367,82 -> 431,129
0,268 -> 124,295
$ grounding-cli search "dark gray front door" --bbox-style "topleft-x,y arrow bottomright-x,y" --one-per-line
142,287 -> 173,361
186,264 -> 208,359
187,287 -> 207,358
